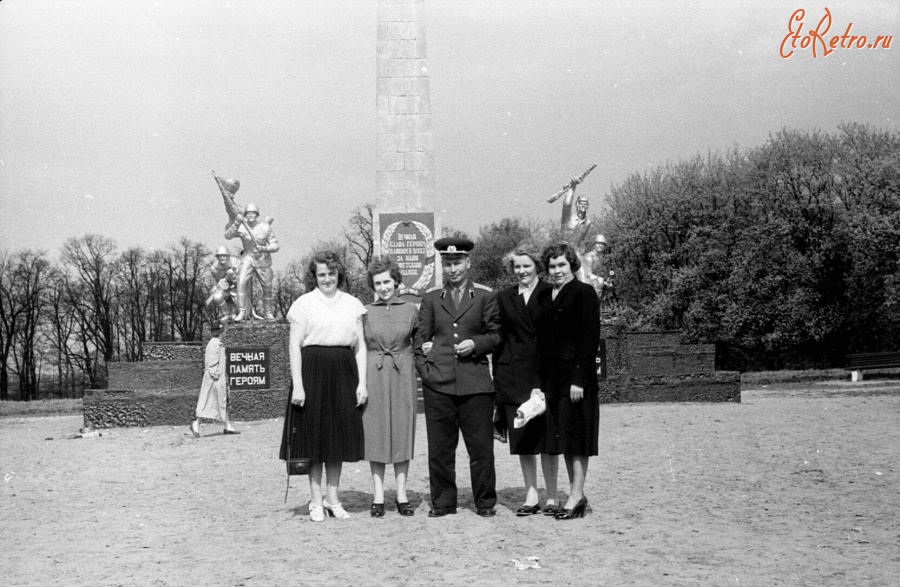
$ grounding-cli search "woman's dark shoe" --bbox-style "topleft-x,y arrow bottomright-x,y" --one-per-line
395,499 -> 415,516
541,503 -> 561,516
370,502 -> 385,518
516,504 -> 542,517
554,497 -> 588,520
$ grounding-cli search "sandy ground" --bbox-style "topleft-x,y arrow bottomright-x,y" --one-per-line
2,382 -> 899,587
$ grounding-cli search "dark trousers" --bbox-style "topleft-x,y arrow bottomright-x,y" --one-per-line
423,389 -> 497,510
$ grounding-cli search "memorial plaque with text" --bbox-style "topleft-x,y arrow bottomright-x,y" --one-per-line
226,346 -> 270,390
374,211 -> 438,296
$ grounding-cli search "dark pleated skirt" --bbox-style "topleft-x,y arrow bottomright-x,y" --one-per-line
502,404 -> 546,455
544,392 -> 600,457
279,346 -> 364,464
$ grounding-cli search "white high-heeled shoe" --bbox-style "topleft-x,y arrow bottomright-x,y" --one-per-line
322,500 -> 350,519
309,503 -> 326,523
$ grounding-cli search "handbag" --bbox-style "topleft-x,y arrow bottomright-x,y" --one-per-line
284,389 -> 310,503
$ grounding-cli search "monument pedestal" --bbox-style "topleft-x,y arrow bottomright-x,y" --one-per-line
597,319 -> 740,403
83,323 -> 290,429
220,321 -> 290,421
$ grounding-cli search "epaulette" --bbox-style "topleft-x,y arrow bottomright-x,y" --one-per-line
473,282 -> 493,292
426,285 -> 442,294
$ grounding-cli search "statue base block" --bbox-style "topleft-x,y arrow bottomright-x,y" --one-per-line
83,322 -> 290,429
220,320 -> 290,421
597,320 -> 741,404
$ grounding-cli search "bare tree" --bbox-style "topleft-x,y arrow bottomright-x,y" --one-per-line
8,250 -> 53,400
165,238 -> 210,341
44,270 -> 80,397
60,234 -> 118,388
345,204 -> 375,270
117,247 -> 153,360
145,249 -> 170,342
273,259 -> 307,319
0,251 -> 23,400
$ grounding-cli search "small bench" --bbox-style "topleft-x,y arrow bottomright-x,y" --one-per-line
846,352 -> 900,382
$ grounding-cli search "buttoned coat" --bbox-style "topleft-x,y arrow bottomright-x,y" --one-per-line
413,279 -> 501,396
492,281 -> 552,404
536,279 -> 601,397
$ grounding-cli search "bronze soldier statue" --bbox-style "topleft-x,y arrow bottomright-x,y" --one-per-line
205,245 -> 239,321
213,173 -> 279,321
546,164 -> 596,250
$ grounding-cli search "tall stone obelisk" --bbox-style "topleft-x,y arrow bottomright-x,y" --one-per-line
375,0 -> 434,211
374,0 -> 440,294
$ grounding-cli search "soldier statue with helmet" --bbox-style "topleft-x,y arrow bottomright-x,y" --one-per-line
547,164 -> 596,250
224,202 -> 279,321
213,173 -> 280,321
205,245 -> 240,321
581,233 -> 614,301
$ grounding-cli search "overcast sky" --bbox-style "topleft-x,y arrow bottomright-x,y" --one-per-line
1,0 -> 897,268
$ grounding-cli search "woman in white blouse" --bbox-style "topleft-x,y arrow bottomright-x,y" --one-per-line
279,251 -> 368,522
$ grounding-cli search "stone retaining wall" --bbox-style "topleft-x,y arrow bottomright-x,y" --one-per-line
598,323 -> 740,403
106,360 -> 200,392
85,319 -> 741,429
84,322 -> 290,429
84,387 -> 289,429
143,342 -> 203,362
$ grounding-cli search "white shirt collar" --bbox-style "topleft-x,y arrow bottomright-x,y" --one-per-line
518,279 -> 539,303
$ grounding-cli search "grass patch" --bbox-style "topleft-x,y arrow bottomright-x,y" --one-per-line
741,367 -> 900,386
0,398 -> 83,418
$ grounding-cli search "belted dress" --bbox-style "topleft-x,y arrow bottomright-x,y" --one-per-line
362,297 -> 419,464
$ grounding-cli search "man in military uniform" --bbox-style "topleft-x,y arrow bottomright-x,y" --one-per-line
224,203 -> 279,321
413,237 -> 501,517
205,246 -> 240,321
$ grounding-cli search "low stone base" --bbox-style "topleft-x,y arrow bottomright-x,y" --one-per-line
614,371 -> 741,403
83,387 -> 289,429
85,321 -> 291,429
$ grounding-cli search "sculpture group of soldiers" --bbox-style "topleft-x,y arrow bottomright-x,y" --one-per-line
205,165 -> 613,324
208,175 -> 279,323
548,165 -> 614,302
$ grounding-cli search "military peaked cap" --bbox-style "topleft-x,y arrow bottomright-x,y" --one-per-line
434,237 -> 474,255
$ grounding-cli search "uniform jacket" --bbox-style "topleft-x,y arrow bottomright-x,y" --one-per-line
492,280 -> 552,404
224,218 -> 279,268
536,278 -> 601,397
413,279 -> 501,396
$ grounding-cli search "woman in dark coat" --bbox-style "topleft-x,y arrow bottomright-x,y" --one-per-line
492,248 -> 559,516
535,242 -> 601,520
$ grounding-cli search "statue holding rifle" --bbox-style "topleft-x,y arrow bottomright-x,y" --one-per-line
546,164 -> 596,249
213,172 -> 280,321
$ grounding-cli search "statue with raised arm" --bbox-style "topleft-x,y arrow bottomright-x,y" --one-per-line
214,173 -> 279,321
546,164 -> 596,249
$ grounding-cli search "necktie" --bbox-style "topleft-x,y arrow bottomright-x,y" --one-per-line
453,287 -> 462,307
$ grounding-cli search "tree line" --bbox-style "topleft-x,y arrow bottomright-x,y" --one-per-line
2,123 -> 898,399
0,235 -> 306,400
